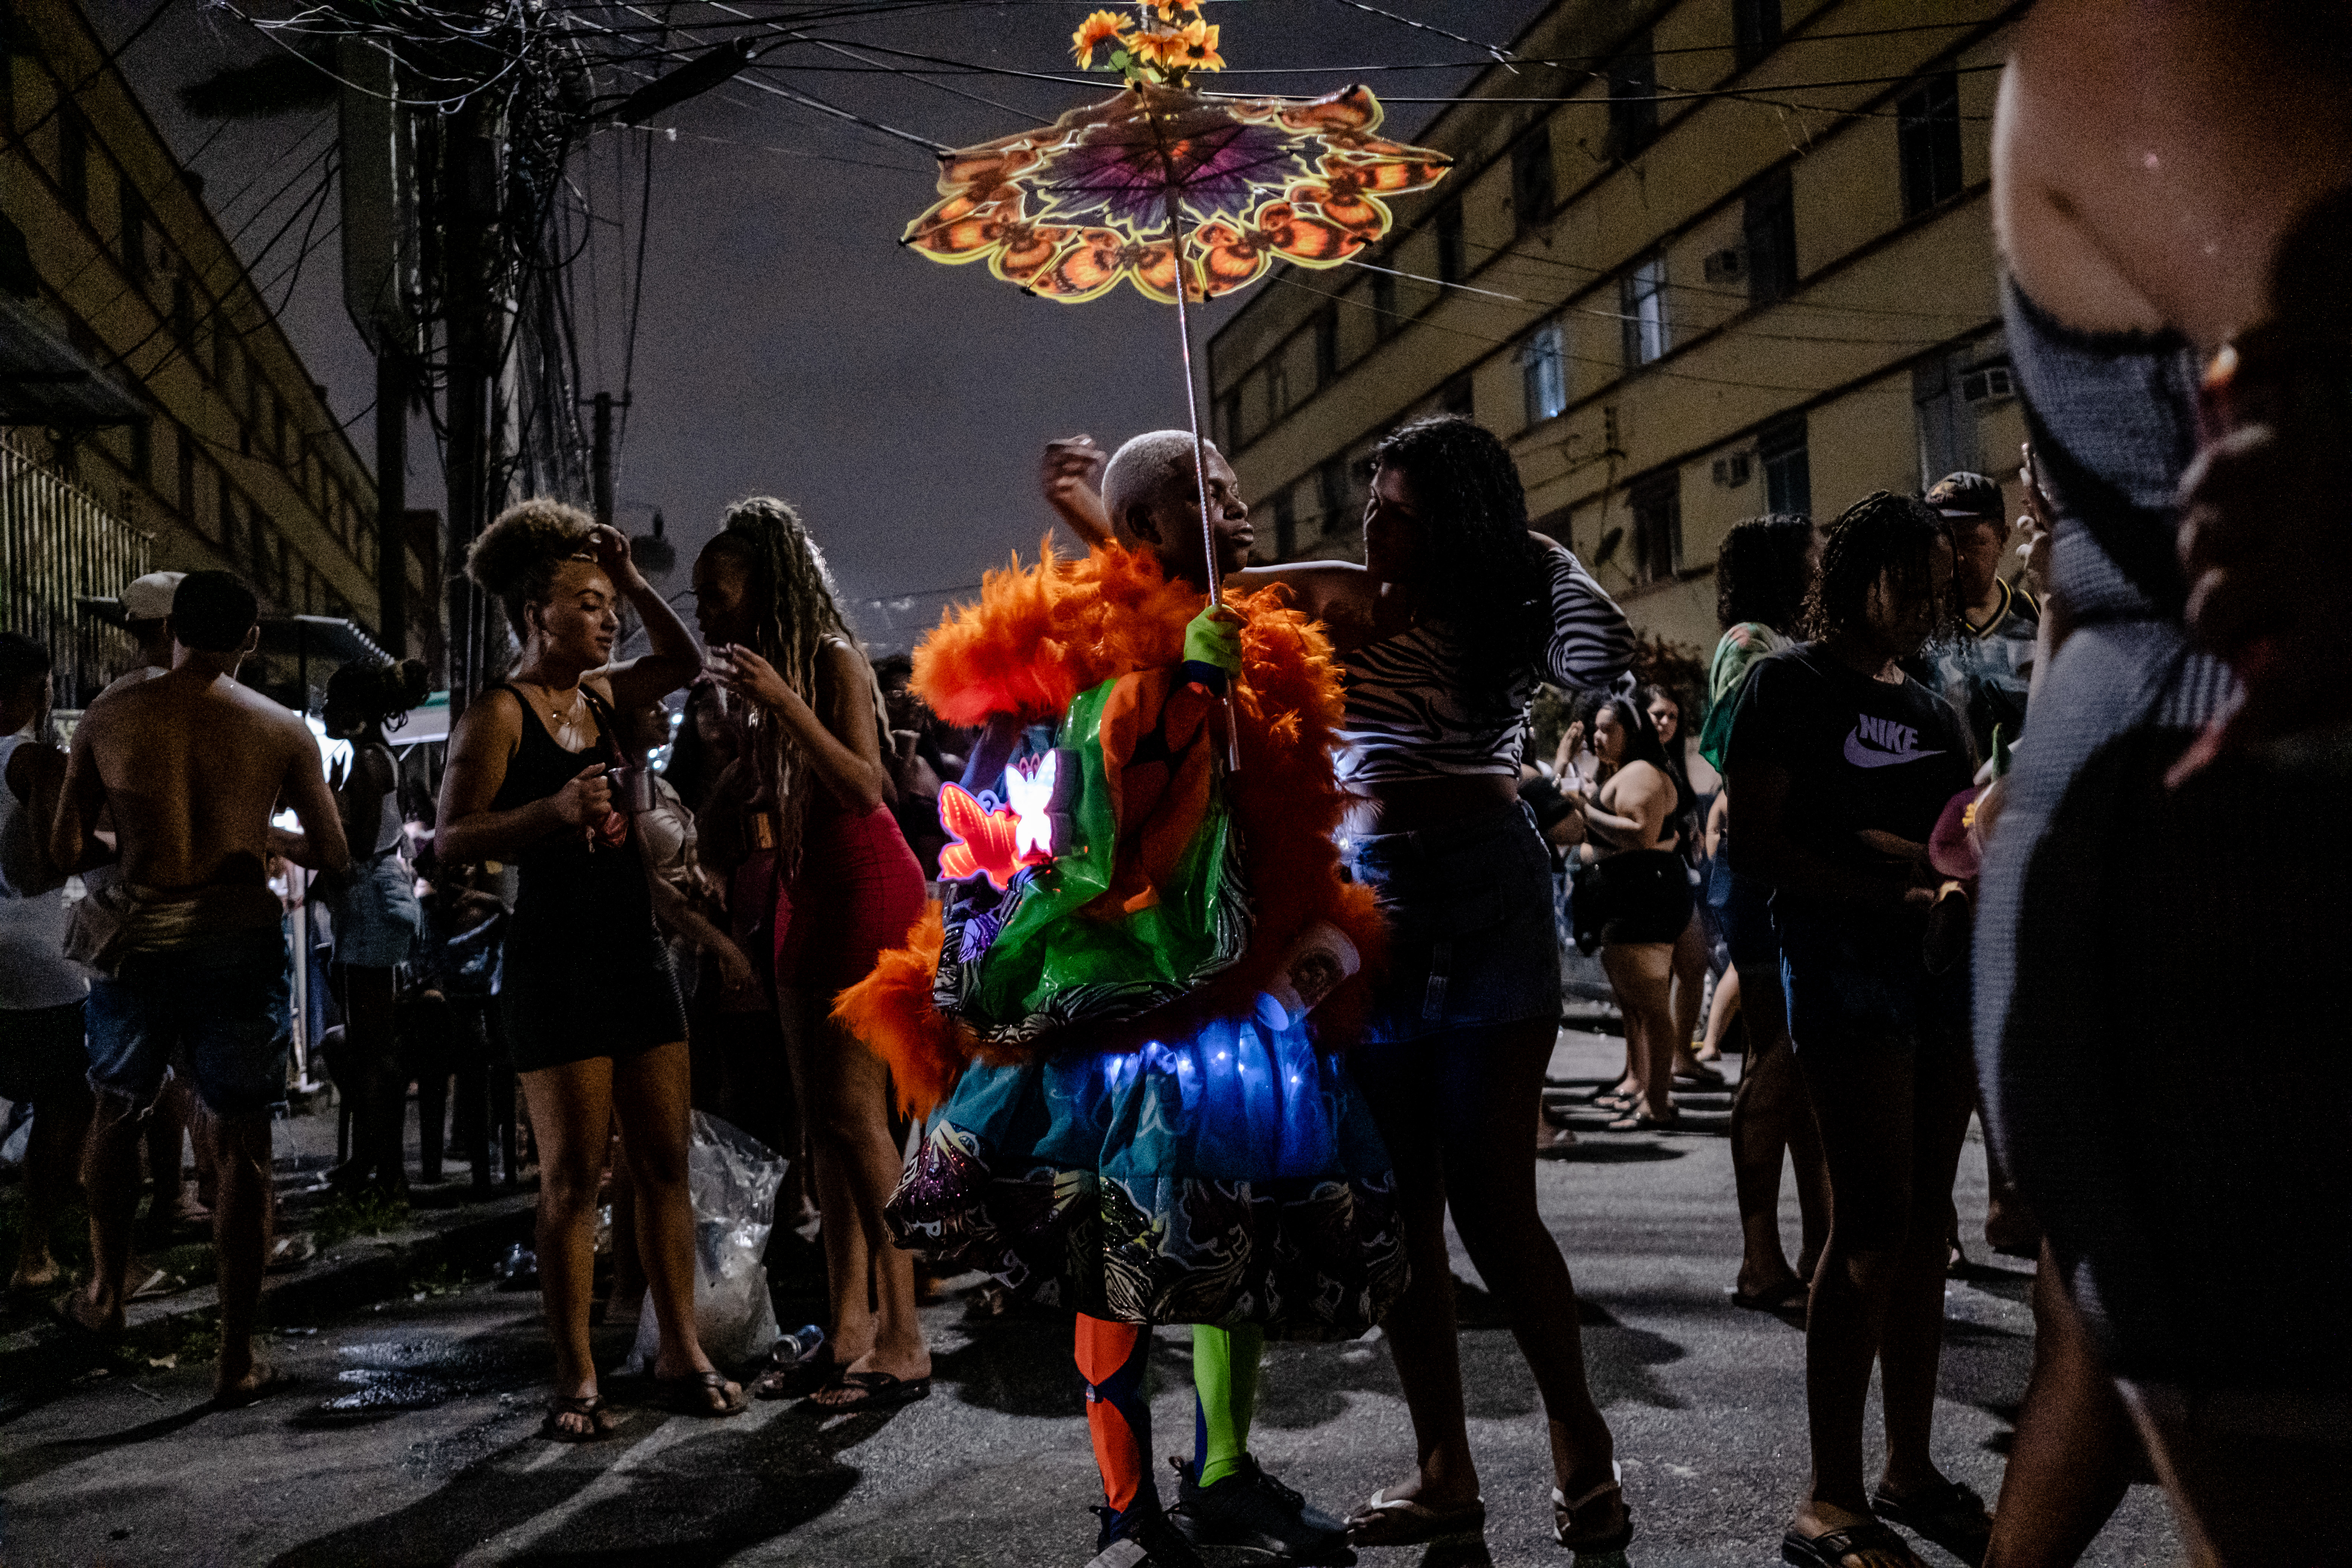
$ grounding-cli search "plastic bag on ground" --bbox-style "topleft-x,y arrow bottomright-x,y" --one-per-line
622,1111 -> 789,1373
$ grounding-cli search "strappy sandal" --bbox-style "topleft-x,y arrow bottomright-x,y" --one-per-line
650,1369 -> 748,1418
1870,1479 -> 1992,1566
1343,1487 -> 1484,1547
539,1393 -> 625,1442
1781,1518 -> 1924,1567
1553,1463 -> 1633,1553
1605,1108 -> 1680,1132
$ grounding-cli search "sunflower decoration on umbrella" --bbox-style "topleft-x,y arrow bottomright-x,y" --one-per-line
902,2 -> 1453,305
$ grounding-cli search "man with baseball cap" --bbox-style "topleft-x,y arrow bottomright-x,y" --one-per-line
94,569 -> 212,1234
100,571 -> 184,701
1915,471 -> 2041,759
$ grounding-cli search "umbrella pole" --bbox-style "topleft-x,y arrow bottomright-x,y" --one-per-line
1161,188 -> 1242,770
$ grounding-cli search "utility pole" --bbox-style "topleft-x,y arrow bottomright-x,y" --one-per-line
443,101 -> 503,721
374,356 -> 406,654
586,390 -> 628,529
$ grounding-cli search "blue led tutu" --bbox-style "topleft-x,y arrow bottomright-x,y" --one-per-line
887,1014 -> 1404,1339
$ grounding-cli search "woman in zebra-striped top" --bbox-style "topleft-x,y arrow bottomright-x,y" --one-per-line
1230,415 -> 1639,1554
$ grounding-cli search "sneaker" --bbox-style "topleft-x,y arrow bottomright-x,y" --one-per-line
1090,1504 -> 1205,1568
1171,1457 -> 1356,1566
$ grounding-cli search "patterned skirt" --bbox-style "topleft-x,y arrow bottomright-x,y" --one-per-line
887,1015 -> 1406,1340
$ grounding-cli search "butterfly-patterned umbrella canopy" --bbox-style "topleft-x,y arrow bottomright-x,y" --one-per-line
903,80 -> 1451,304
902,5 -> 1450,627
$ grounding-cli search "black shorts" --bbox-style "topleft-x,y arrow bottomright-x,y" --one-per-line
1574,849 -> 1694,949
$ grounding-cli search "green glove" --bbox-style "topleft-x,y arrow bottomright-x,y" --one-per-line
1183,603 -> 1244,677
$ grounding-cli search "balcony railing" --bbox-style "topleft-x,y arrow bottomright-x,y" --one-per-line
1,432 -> 152,706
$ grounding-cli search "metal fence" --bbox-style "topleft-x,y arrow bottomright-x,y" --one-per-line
0,432 -> 150,706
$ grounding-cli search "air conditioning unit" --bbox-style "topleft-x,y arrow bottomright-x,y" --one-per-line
1960,363 -> 2015,403
1703,246 -> 1747,284
1711,452 -> 1753,487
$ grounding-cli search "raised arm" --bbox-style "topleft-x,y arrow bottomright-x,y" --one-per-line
435,689 -> 609,864
1537,542 -> 1635,693
714,637 -> 893,815
586,525 -> 703,712
1041,436 -> 1113,550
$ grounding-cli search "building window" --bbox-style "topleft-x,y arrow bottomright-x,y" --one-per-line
118,187 -> 147,281
1268,359 -> 1291,418
1734,0 -> 1782,69
1521,320 -> 1567,426
1629,469 -> 1683,584
1436,199 -> 1464,284
60,111 -> 89,216
1273,491 -> 1297,559
1743,166 -> 1797,305
1370,266 -> 1396,332
1314,310 -> 1338,387
176,422 -> 195,516
1440,374 -> 1474,418
1317,456 -> 1350,534
1899,71 -> 1965,217
1215,389 -> 1239,453
1607,34 -> 1658,161
1913,352 -> 1979,482
1759,414 -> 1811,516
129,415 -> 152,484
1510,122 -> 1553,229
1621,254 -> 1669,367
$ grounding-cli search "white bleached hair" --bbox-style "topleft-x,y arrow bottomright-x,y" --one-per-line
1100,430 -> 1217,534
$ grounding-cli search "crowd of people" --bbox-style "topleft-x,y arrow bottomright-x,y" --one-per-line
0,7 -> 2344,1564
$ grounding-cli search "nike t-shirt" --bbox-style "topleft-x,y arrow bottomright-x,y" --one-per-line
1725,641 -> 1974,885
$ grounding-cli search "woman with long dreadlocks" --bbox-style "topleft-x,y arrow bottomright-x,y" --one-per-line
1227,416 -> 1640,1555
691,497 -> 933,1413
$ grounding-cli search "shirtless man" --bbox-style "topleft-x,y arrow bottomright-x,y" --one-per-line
50,571 -> 348,1406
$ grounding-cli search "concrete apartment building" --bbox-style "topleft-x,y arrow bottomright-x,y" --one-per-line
1208,0 -> 2028,655
2,0 -> 415,702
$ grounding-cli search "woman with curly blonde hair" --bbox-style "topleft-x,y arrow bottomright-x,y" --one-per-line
693,496 -> 931,1412
435,499 -> 740,1439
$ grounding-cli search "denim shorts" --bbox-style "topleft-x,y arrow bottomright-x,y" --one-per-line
86,926 -> 291,1115
1778,905 -> 1966,1053
1341,800 -> 1560,1043
328,853 -> 421,969
1705,856 -> 1781,971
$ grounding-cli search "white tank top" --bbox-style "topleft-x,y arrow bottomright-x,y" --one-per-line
0,732 -> 88,1010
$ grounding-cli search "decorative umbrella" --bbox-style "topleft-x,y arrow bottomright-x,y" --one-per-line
902,3 -> 1451,596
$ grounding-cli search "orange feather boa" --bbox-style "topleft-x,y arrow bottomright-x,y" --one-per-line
835,539 -> 1384,1117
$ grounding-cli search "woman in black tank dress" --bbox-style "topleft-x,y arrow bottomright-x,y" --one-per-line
436,500 -> 742,1439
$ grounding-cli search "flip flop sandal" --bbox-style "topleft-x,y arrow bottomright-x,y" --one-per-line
1605,1109 -> 1681,1132
1343,1488 -> 1485,1548
1870,1480 -> 1992,1566
1673,1064 -> 1728,1090
1781,1519 -> 1925,1568
753,1346 -> 838,1401
1729,1280 -> 1812,1318
1553,1463 -> 1634,1553
651,1369 -> 749,1418
539,1392 -> 625,1442
806,1369 -> 931,1415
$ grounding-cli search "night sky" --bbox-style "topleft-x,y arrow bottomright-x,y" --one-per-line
88,0 -> 1535,651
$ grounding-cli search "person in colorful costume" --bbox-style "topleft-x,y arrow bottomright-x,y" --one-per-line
837,432 -> 1400,1568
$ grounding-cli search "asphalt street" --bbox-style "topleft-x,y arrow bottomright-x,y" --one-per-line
0,1031 -> 2183,1567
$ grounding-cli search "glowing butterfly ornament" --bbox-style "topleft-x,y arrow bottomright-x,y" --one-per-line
937,749 -> 1080,890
